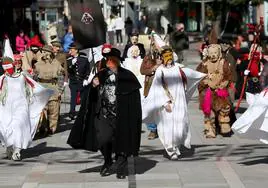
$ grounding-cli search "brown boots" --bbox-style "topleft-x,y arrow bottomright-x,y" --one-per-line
204,108 -> 231,138
204,118 -> 216,138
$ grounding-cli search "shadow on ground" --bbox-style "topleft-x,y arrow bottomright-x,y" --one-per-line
79,156 -> 157,175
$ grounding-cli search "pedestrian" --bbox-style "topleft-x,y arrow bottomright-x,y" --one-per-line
197,44 -> 234,138
0,39 -> 52,161
15,30 -> 30,53
142,46 -> 205,160
169,23 -> 189,64
67,43 -> 92,120
34,45 -> 63,135
62,25 -> 74,53
106,14 -> 116,45
124,17 -> 133,44
122,32 -> 146,61
67,47 -> 142,179
114,15 -> 124,46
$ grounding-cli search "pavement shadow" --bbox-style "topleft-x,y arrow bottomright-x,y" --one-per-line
21,142 -> 73,159
134,157 -> 158,174
239,156 -> 268,166
33,113 -> 74,141
78,156 -> 157,175
235,107 -> 247,114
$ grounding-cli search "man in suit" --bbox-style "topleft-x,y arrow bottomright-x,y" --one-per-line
67,43 -> 92,120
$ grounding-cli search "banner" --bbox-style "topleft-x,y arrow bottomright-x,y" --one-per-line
68,0 -> 106,49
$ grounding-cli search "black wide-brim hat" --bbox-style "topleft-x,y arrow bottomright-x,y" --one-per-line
105,48 -> 123,61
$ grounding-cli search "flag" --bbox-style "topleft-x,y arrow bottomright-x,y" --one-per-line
68,0 -> 106,49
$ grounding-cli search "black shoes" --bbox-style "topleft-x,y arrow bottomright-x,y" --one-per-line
100,163 -> 113,177
115,155 -> 127,179
68,112 -> 75,120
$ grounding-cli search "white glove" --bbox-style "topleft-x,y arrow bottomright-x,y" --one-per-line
83,79 -> 89,87
258,72 -> 262,76
244,69 -> 250,76
63,82 -> 69,87
87,71 -> 95,83
72,58 -> 77,65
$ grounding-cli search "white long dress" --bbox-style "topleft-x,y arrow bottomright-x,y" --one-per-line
123,56 -> 144,98
0,73 -> 53,149
232,91 -> 268,144
142,64 -> 206,156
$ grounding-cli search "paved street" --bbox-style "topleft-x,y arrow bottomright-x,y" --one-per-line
1,42 -> 268,188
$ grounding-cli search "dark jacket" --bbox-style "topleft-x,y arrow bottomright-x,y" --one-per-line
67,54 -> 92,84
0,61 -> 3,76
122,43 -> 146,61
169,31 -> 189,54
67,67 -> 142,156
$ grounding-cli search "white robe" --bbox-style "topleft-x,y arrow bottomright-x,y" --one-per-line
123,56 -> 144,98
232,91 -> 268,144
0,73 -> 53,149
142,64 -> 206,156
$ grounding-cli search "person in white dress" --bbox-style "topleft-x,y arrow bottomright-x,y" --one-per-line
142,46 -> 206,160
123,45 -> 144,98
232,89 -> 268,144
0,39 -> 53,161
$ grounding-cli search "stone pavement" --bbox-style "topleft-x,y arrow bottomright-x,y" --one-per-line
1,45 -> 268,188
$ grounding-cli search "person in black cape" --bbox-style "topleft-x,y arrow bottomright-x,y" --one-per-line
67,48 -> 142,179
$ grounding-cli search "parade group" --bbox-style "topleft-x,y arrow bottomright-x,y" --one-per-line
0,22 -> 268,180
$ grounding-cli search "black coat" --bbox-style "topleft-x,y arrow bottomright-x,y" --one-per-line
67,54 -> 92,84
122,43 -> 146,61
67,67 -> 142,156
169,31 -> 189,54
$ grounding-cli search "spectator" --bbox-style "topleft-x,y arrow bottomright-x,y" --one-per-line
106,14 -> 116,45
169,23 -> 189,64
15,30 -> 30,53
62,25 -> 74,53
114,15 -> 124,46
125,17 -> 133,44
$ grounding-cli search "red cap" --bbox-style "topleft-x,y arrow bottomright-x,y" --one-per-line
29,35 -> 43,47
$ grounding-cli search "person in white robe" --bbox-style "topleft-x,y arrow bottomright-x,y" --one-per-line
142,46 -> 206,160
123,45 -> 144,98
0,39 -> 53,161
232,89 -> 268,144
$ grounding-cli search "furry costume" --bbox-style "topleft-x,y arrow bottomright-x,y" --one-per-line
197,44 -> 234,138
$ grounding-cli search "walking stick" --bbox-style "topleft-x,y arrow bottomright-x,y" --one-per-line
235,20 -> 264,112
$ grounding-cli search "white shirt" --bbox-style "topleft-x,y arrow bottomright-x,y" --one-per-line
114,17 -> 125,30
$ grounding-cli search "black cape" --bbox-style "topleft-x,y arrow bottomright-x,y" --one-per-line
67,67 -> 142,156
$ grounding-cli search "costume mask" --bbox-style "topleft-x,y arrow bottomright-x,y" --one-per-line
106,57 -> 120,72
162,50 -> 173,65
41,51 -> 52,61
31,46 -> 39,54
131,36 -> 138,45
2,62 -> 14,75
207,44 -> 221,63
129,45 -> 140,58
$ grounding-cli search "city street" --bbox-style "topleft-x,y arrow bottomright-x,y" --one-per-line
0,42 -> 268,188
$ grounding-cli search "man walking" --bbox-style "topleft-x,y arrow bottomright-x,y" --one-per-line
34,45 -> 63,135
67,43 -> 92,120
